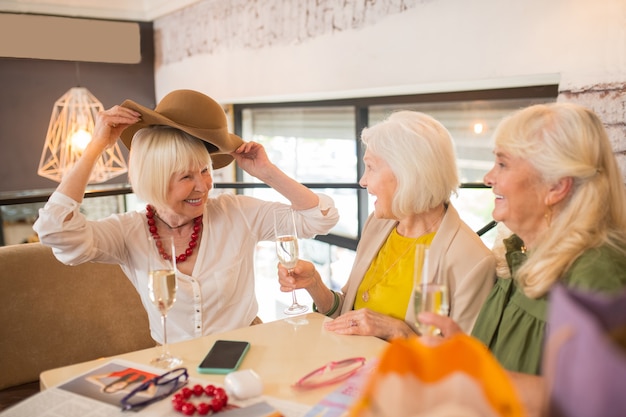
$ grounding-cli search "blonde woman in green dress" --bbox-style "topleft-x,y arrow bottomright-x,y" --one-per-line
419,102 -> 626,415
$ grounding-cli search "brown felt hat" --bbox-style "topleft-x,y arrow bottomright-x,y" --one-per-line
120,90 -> 243,169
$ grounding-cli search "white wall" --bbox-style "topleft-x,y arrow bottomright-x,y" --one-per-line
153,0 -> 625,103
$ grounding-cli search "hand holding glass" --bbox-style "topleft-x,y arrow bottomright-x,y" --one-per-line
274,208 -> 308,315
148,236 -> 182,368
413,244 -> 449,336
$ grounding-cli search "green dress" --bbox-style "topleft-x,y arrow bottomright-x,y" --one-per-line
471,235 -> 626,375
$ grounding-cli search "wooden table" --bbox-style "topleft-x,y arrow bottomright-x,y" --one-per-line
40,313 -> 388,406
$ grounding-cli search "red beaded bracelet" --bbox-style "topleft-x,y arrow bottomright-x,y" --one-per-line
171,384 -> 229,416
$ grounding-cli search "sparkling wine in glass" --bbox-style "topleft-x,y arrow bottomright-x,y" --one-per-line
274,207 -> 308,315
413,244 -> 449,336
148,235 -> 182,368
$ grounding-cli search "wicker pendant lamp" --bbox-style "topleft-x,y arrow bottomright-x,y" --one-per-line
38,84 -> 128,184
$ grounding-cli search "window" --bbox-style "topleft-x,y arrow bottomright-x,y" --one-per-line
233,85 -> 558,321
240,106 -> 359,239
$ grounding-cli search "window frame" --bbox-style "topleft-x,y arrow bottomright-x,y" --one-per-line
231,84 -> 559,250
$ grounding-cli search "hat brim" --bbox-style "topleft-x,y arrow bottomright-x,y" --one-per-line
120,99 -> 243,170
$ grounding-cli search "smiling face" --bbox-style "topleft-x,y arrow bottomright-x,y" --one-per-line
164,164 -> 212,220
359,148 -> 398,219
484,148 -> 550,246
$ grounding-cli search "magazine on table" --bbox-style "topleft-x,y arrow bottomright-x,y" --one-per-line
0,359 -> 309,417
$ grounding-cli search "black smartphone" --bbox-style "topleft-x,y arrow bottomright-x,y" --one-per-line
197,340 -> 251,374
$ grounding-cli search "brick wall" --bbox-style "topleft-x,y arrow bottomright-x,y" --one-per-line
559,83 -> 626,178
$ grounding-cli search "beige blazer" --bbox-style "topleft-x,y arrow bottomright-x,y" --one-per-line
335,204 -> 496,334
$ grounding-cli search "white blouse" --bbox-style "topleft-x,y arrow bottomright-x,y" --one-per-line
33,192 -> 339,344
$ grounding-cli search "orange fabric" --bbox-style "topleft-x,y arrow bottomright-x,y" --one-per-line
350,335 -> 525,417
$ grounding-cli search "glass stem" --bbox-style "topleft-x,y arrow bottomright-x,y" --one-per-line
288,269 -> 299,305
161,313 -> 168,355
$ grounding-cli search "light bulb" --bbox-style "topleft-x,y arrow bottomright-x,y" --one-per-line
70,129 -> 92,151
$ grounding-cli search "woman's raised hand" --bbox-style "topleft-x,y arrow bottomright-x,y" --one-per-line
231,141 -> 273,178
93,105 -> 141,149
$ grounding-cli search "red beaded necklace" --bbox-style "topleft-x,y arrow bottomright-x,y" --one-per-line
146,204 -> 202,263
172,384 -> 229,415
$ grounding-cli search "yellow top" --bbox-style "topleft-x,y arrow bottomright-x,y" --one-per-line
354,228 -> 435,319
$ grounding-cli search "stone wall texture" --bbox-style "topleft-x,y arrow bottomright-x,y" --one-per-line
559,84 -> 626,177
154,0 -> 430,66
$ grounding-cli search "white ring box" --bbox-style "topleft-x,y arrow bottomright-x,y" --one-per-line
224,369 -> 263,400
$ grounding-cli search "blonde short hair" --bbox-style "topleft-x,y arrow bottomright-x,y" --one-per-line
128,126 -> 212,208
360,110 -> 459,217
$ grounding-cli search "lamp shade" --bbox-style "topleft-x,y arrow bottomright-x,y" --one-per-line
38,87 -> 128,184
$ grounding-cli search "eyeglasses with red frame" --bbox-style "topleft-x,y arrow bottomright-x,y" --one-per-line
293,357 -> 366,390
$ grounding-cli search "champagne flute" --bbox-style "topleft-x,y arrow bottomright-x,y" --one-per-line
274,207 -> 308,315
148,235 -> 182,368
413,244 -> 449,336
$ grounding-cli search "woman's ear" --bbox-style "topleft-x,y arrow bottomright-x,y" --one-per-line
545,177 -> 573,206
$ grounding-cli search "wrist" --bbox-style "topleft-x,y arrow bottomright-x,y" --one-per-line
313,290 -> 340,317
254,163 -> 280,184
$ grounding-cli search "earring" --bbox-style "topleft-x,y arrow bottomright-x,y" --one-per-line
544,206 -> 553,227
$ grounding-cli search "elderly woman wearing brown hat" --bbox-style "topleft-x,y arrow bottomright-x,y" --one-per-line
33,89 -> 339,345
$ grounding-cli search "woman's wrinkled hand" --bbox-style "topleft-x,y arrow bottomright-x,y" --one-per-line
277,259 -> 317,292
93,105 -> 141,148
231,141 -> 272,178
417,312 -> 464,340
324,309 -> 415,340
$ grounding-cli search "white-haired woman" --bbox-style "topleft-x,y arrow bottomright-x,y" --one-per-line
278,110 -> 496,340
